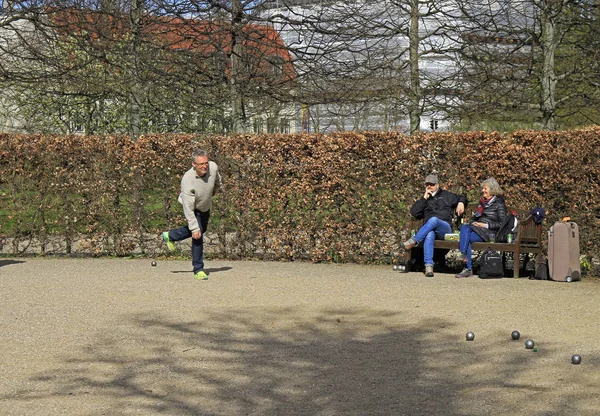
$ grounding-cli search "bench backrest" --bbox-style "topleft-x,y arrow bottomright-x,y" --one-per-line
507,207 -> 541,246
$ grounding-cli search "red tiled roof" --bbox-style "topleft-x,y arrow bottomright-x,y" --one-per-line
50,8 -> 295,82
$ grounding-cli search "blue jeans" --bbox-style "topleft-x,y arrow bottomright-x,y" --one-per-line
459,224 -> 485,269
167,210 -> 210,274
414,217 -> 452,266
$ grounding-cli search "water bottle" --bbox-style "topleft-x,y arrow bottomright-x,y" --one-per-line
507,233 -> 513,243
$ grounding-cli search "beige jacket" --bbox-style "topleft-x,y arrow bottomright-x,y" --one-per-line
178,161 -> 222,232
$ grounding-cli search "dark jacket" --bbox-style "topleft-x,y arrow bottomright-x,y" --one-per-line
410,189 -> 468,227
470,196 -> 507,242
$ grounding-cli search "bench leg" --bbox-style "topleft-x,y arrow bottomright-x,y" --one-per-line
513,246 -> 521,278
406,248 -> 423,272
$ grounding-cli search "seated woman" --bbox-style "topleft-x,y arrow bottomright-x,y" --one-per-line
455,177 -> 507,278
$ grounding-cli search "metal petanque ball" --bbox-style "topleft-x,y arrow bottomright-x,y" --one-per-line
151,261 -> 157,267
511,330 -> 520,340
525,339 -> 535,349
466,331 -> 475,341
572,354 -> 582,365
392,264 -> 398,271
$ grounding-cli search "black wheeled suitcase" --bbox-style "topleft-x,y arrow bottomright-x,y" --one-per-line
548,221 -> 581,282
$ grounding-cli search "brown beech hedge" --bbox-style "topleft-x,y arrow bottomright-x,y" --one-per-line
1,128 -> 599,266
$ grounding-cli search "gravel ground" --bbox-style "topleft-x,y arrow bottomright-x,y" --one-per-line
1,258 -> 599,415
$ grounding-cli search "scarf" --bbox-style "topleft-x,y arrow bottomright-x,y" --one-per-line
474,196 -> 496,218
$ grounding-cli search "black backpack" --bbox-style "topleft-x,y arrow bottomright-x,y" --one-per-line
495,212 -> 518,243
479,249 -> 504,279
531,254 -> 549,280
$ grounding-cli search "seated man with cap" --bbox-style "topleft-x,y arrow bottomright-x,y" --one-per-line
402,173 -> 467,277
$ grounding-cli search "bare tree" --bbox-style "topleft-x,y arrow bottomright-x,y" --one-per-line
553,0 -> 600,127
257,0 -> 469,134
450,0 -> 599,130
0,0 -> 297,135
2,0 -> 598,135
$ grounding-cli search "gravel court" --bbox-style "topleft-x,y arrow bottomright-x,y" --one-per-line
1,258 -> 599,415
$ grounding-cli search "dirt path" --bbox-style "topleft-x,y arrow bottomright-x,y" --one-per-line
1,258 -> 599,415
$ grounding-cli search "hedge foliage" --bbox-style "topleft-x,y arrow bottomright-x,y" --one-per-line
1,128 -> 599,265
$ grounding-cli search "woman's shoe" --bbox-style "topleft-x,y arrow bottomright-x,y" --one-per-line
455,268 -> 472,278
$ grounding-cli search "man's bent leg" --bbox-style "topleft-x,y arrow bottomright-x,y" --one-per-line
423,230 -> 436,266
414,217 -> 450,244
405,217 -> 450,251
163,226 -> 192,252
423,218 -> 452,266
423,220 -> 451,267
433,220 -> 452,240
169,226 -> 193,242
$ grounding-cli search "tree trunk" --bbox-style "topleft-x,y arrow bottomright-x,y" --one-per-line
129,0 -> 143,139
408,0 -> 421,135
539,1 -> 560,130
230,0 -> 249,133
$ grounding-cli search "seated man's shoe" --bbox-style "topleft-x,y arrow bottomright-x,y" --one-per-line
455,268 -> 472,278
194,270 -> 208,280
425,264 -> 434,277
162,232 -> 175,252
401,238 -> 417,251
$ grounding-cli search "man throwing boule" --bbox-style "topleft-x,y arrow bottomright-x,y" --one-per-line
162,149 -> 222,280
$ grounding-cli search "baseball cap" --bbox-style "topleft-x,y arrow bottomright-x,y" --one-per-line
425,174 -> 438,184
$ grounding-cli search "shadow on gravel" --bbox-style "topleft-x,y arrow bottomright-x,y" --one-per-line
204,266 -> 233,274
14,309 -> 600,415
0,259 -> 26,268
170,266 -> 233,275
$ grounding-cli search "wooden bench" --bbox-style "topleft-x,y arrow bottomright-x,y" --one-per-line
405,204 -> 543,278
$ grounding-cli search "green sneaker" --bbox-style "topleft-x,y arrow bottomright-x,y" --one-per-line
194,270 -> 208,280
162,232 -> 175,251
